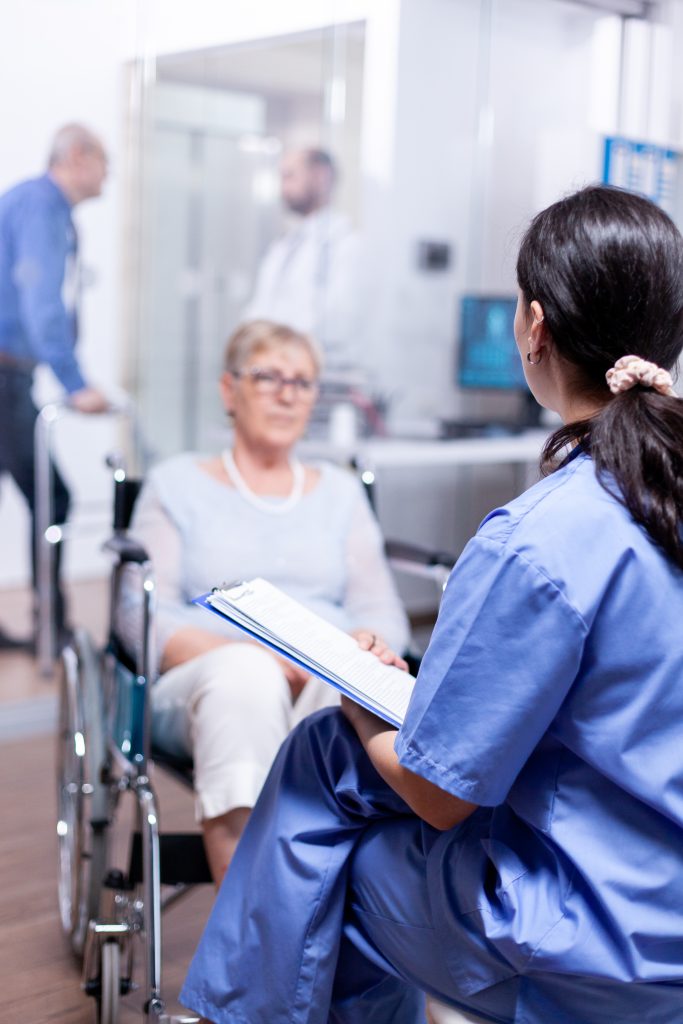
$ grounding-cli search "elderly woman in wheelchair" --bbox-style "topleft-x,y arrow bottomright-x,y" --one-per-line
120,319 -> 409,886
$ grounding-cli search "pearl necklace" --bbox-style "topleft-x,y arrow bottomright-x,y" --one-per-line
222,448 -> 305,515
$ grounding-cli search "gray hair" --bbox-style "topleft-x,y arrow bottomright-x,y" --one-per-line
47,123 -> 103,168
224,320 -> 322,375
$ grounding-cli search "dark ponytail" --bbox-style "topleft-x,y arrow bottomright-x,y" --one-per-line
517,185 -> 683,569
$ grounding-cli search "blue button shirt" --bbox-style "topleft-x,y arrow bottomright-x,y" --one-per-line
0,173 -> 85,392
396,449 -> 683,994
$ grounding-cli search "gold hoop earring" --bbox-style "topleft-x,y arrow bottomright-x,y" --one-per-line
527,350 -> 542,365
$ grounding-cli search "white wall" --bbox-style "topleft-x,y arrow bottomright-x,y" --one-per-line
359,0 -> 625,428
0,0 -> 137,585
360,0 -> 480,425
133,0 -> 370,59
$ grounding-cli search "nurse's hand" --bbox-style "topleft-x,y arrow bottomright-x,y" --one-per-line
352,629 -> 409,671
340,695 -> 477,831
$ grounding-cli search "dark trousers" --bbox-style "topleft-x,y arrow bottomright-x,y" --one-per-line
0,365 -> 70,634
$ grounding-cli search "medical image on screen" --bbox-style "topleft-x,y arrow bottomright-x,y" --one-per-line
458,296 -> 529,391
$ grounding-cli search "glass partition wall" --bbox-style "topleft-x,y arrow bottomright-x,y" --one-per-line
125,21 -> 366,459
124,0 -> 650,463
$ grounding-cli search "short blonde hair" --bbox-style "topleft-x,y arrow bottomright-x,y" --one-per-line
224,320 -> 322,376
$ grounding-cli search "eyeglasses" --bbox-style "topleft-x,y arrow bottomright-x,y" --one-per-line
234,367 -> 319,400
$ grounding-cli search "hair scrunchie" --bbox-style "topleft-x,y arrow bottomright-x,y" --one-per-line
605,355 -> 677,397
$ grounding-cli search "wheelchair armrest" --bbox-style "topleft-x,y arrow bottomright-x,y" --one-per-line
385,539 -> 456,571
385,539 -> 455,595
103,533 -> 150,565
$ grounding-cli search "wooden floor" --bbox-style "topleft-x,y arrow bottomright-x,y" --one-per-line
0,578 -> 214,1023
0,732 -> 216,1023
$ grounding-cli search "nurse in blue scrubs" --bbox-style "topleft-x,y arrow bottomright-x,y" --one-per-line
181,185 -> 683,1024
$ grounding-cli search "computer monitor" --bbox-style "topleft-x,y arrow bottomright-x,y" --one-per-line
454,294 -> 540,432
457,295 -> 527,391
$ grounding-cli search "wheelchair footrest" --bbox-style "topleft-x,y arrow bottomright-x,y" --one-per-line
128,832 -> 212,886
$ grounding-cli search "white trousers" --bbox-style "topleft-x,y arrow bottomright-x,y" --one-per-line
151,643 -> 339,822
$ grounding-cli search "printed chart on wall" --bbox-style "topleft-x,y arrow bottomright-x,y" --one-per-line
603,136 -> 681,221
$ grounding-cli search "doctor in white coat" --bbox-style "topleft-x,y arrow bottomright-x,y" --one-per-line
243,148 -> 363,371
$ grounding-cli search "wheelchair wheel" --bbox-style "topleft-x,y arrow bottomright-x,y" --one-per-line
96,940 -> 121,1024
56,628 -> 109,957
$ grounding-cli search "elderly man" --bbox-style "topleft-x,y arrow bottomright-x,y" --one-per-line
243,147 -> 363,371
0,123 -> 109,649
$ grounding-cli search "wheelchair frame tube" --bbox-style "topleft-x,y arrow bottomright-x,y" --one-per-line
103,554 -> 167,1014
35,403 -> 65,676
139,560 -> 156,748
136,779 -> 165,1016
35,398 -> 142,676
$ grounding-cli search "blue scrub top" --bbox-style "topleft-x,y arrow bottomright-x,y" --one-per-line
0,174 -> 84,392
396,449 -> 683,994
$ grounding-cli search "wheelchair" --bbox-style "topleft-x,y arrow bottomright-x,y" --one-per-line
54,463 -> 209,1023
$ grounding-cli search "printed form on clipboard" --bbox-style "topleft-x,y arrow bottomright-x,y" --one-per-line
194,578 -> 416,728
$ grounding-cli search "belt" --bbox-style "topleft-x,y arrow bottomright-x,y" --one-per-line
0,352 -> 35,370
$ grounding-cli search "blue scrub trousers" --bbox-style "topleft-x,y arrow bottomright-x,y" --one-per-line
180,709 -> 518,1024
181,709 -> 683,1024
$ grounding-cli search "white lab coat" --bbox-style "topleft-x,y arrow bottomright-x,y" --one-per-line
243,208 -> 364,370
